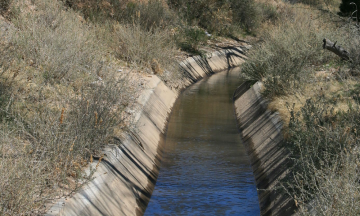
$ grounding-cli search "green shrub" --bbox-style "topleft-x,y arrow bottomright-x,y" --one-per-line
168,0 -> 216,25
230,0 -> 261,33
175,27 -> 207,55
258,2 -> 279,23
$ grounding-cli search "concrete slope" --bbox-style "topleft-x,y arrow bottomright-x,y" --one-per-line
46,46 -> 247,216
233,82 -> 296,216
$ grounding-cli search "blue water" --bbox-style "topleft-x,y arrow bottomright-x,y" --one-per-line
145,68 -> 260,216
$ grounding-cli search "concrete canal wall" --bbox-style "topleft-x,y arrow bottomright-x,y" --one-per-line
46,47 -> 247,216
233,82 -> 296,216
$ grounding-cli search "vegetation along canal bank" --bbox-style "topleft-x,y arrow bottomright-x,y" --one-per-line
0,0 -> 255,214
2,0 -> 360,215
237,0 -> 360,215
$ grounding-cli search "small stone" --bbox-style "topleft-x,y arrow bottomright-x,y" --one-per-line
117,69 -> 123,72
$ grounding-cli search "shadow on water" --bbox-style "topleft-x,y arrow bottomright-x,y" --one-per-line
145,68 -> 260,216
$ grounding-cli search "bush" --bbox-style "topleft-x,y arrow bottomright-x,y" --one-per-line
168,0 -> 264,35
241,7 -> 338,98
168,0 -> 229,33
64,0 -> 174,31
0,0 -> 137,214
0,74 -> 133,214
132,0 -> 175,31
61,0 -> 125,22
175,27 -> 207,55
11,0 -> 103,83
283,98 -> 360,215
230,0 -> 261,33
114,23 -> 177,71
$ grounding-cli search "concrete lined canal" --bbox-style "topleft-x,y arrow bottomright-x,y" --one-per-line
145,68 -> 260,215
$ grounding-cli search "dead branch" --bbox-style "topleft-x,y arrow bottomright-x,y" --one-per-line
323,38 -> 350,60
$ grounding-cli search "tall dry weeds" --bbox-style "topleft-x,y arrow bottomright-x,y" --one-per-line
241,5 -> 342,98
284,99 -> 360,215
114,23 -> 177,73
0,0 -> 139,214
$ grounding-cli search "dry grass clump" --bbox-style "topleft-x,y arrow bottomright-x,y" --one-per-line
283,98 -> 360,215
268,75 -> 358,128
241,5 -> 342,98
168,0 -> 279,36
11,0 -> 103,83
65,0 -> 175,30
113,22 -> 184,85
114,23 -> 176,72
61,0 -> 184,84
293,150 -> 360,215
0,0 -> 140,214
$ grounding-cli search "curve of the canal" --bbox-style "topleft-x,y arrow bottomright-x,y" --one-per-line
145,67 -> 260,215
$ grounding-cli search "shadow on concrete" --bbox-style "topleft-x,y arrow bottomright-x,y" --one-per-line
180,47 -> 247,84
233,82 -> 296,216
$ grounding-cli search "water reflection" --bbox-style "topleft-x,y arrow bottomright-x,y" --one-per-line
145,68 -> 260,216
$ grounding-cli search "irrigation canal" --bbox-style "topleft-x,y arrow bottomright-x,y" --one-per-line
145,68 -> 260,215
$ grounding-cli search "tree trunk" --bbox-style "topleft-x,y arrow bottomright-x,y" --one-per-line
323,38 -> 350,60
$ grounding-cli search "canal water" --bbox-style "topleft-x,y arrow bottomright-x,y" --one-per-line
145,68 -> 260,215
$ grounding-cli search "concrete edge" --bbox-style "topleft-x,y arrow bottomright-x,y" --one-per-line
46,46 -> 247,216
233,81 -> 296,216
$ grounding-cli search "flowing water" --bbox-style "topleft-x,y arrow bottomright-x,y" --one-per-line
145,68 -> 260,216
